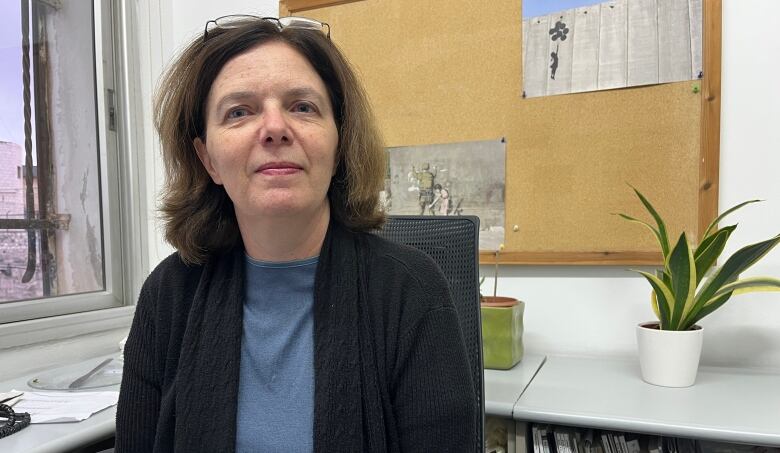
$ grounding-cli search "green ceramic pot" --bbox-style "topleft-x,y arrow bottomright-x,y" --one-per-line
481,297 -> 525,370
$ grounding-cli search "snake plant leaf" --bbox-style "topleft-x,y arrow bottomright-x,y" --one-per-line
667,233 -> 697,329
655,268 -> 672,288
653,269 -> 672,314
650,290 -> 661,319
636,270 -> 674,329
682,291 -> 733,330
713,276 -> 780,298
693,226 -> 736,286
700,199 -> 763,241
695,234 -> 780,314
615,213 -> 667,257
694,224 -> 736,259
685,268 -> 732,327
629,186 -> 670,257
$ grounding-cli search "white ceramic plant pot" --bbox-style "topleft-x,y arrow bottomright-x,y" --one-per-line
636,321 -> 703,387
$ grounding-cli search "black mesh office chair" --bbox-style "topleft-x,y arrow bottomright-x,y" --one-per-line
374,215 -> 484,451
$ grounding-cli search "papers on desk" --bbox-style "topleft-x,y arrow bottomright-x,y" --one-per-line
10,389 -> 119,423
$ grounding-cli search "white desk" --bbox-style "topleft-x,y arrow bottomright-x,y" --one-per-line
8,353 -> 778,451
0,354 -> 118,453
513,356 -> 780,447
484,354 -> 546,417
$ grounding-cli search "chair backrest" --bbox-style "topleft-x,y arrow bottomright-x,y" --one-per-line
373,215 -> 484,451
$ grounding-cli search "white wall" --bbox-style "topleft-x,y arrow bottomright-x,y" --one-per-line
139,0 -> 780,368
168,0 -> 278,52
714,0 -> 780,366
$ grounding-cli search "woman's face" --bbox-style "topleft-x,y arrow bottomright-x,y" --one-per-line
195,41 -> 338,223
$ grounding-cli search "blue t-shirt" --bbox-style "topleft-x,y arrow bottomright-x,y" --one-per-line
236,255 -> 317,453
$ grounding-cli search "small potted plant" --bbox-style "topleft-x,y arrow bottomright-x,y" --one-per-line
618,186 -> 780,387
480,244 -> 525,370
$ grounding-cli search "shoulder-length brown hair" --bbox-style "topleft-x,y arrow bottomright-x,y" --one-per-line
155,19 -> 386,264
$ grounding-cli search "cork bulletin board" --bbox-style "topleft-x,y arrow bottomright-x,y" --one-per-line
280,0 -> 723,265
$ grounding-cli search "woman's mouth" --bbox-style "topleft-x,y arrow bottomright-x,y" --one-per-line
257,162 -> 302,175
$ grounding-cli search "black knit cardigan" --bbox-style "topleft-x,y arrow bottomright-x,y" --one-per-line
115,221 -> 477,452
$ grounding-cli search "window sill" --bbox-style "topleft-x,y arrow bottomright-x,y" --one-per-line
0,306 -> 134,381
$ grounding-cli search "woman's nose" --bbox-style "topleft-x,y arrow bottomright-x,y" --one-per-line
260,106 -> 291,145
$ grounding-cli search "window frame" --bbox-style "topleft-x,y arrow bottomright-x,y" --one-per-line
0,0 -> 145,347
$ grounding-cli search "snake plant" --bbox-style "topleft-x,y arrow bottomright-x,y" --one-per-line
617,187 -> 780,331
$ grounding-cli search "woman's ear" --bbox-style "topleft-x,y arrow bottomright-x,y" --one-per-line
194,137 -> 223,185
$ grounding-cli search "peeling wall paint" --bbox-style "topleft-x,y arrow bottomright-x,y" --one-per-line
49,1 -> 103,294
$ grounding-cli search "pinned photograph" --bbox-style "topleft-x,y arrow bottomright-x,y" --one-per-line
522,0 -> 703,98
384,139 -> 506,251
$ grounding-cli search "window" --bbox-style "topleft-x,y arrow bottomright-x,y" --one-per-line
0,0 -> 142,329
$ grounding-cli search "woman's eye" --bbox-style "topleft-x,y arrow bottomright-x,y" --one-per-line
292,102 -> 316,114
226,108 -> 250,119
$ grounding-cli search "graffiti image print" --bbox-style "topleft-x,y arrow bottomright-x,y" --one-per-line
428,184 -> 455,216
410,163 -> 437,215
548,20 -> 567,80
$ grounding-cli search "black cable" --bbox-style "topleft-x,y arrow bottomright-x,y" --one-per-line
0,403 -> 31,439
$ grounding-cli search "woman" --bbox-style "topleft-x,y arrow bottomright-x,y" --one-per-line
116,16 -> 477,452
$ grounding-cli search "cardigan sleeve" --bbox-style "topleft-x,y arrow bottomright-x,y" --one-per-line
115,284 -> 161,453
392,303 -> 479,452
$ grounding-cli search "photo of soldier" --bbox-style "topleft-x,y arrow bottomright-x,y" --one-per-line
387,139 -> 505,250
410,163 -> 436,215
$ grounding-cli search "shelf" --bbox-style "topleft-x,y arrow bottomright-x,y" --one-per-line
513,356 -> 780,447
484,354 -> 546,418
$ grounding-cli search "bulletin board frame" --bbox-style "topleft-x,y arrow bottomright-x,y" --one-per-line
280,0 -> 723,266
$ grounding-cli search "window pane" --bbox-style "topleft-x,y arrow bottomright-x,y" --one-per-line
1,0 -> 104,304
